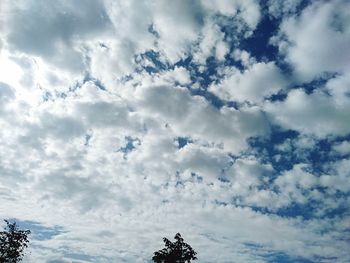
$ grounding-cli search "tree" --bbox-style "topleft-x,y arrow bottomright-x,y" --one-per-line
152,233 -> 197,263
0,220 -> 31,263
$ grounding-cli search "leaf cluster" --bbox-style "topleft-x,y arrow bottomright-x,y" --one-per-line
152,233 -> 197,263
0,220 -> 31,263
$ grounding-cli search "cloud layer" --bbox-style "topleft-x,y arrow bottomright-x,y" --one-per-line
1,0 -> 349,262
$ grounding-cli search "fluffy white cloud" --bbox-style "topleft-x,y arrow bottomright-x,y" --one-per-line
209,61 -> 285,104
0,83 -> 15,116
231,49 -> 256,67
274,164 -> 318,204
2,0 -> 112,72
201,0 -> 261,29
134,85 -> 270,153
332,141 -> 350,155
267,0 -> 302,19
264,82 -> 350,137
153,66 -> 192,86
273,0 -> 350,81
320,158 -> 350,193
192,20 -> 228,65
175,144 -> 232,180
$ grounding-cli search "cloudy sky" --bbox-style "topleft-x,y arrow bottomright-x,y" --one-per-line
0,0 -> 350,262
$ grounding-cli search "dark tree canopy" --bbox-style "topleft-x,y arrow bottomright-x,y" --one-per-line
0,220 -> 31,263
152,233 -> 197,263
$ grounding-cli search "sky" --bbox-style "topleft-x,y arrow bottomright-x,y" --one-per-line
0,0 -> 350,262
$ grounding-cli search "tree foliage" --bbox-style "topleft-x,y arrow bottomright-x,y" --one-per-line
152,233 -> 197,263
0,220 -> 31,263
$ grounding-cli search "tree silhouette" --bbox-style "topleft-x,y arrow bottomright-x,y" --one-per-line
0,220 -> 31,263
152,233 -> 197,263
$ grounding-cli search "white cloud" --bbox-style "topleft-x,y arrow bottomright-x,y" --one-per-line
176,144 -> 232,181
0,82 -> 15,116
154,66 -> 192,86
215,41 -> 230,61
264,84 -> 350,137
209,61 -> 285,104
152,1 -> 203,63
134,85 -> 270,153
192,20 -> 228,65
274,164 -> 318,204
267,0 -> 302,19
2,0 -> 112,72
273,0 -> 350,81
231,49 -> 256,67
201,0 -> 261,29
320,158 -> 350,193
332,141 -> 350,155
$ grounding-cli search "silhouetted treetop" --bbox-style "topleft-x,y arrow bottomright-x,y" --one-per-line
152,233 -> 197,263
0,220 -> 31,263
